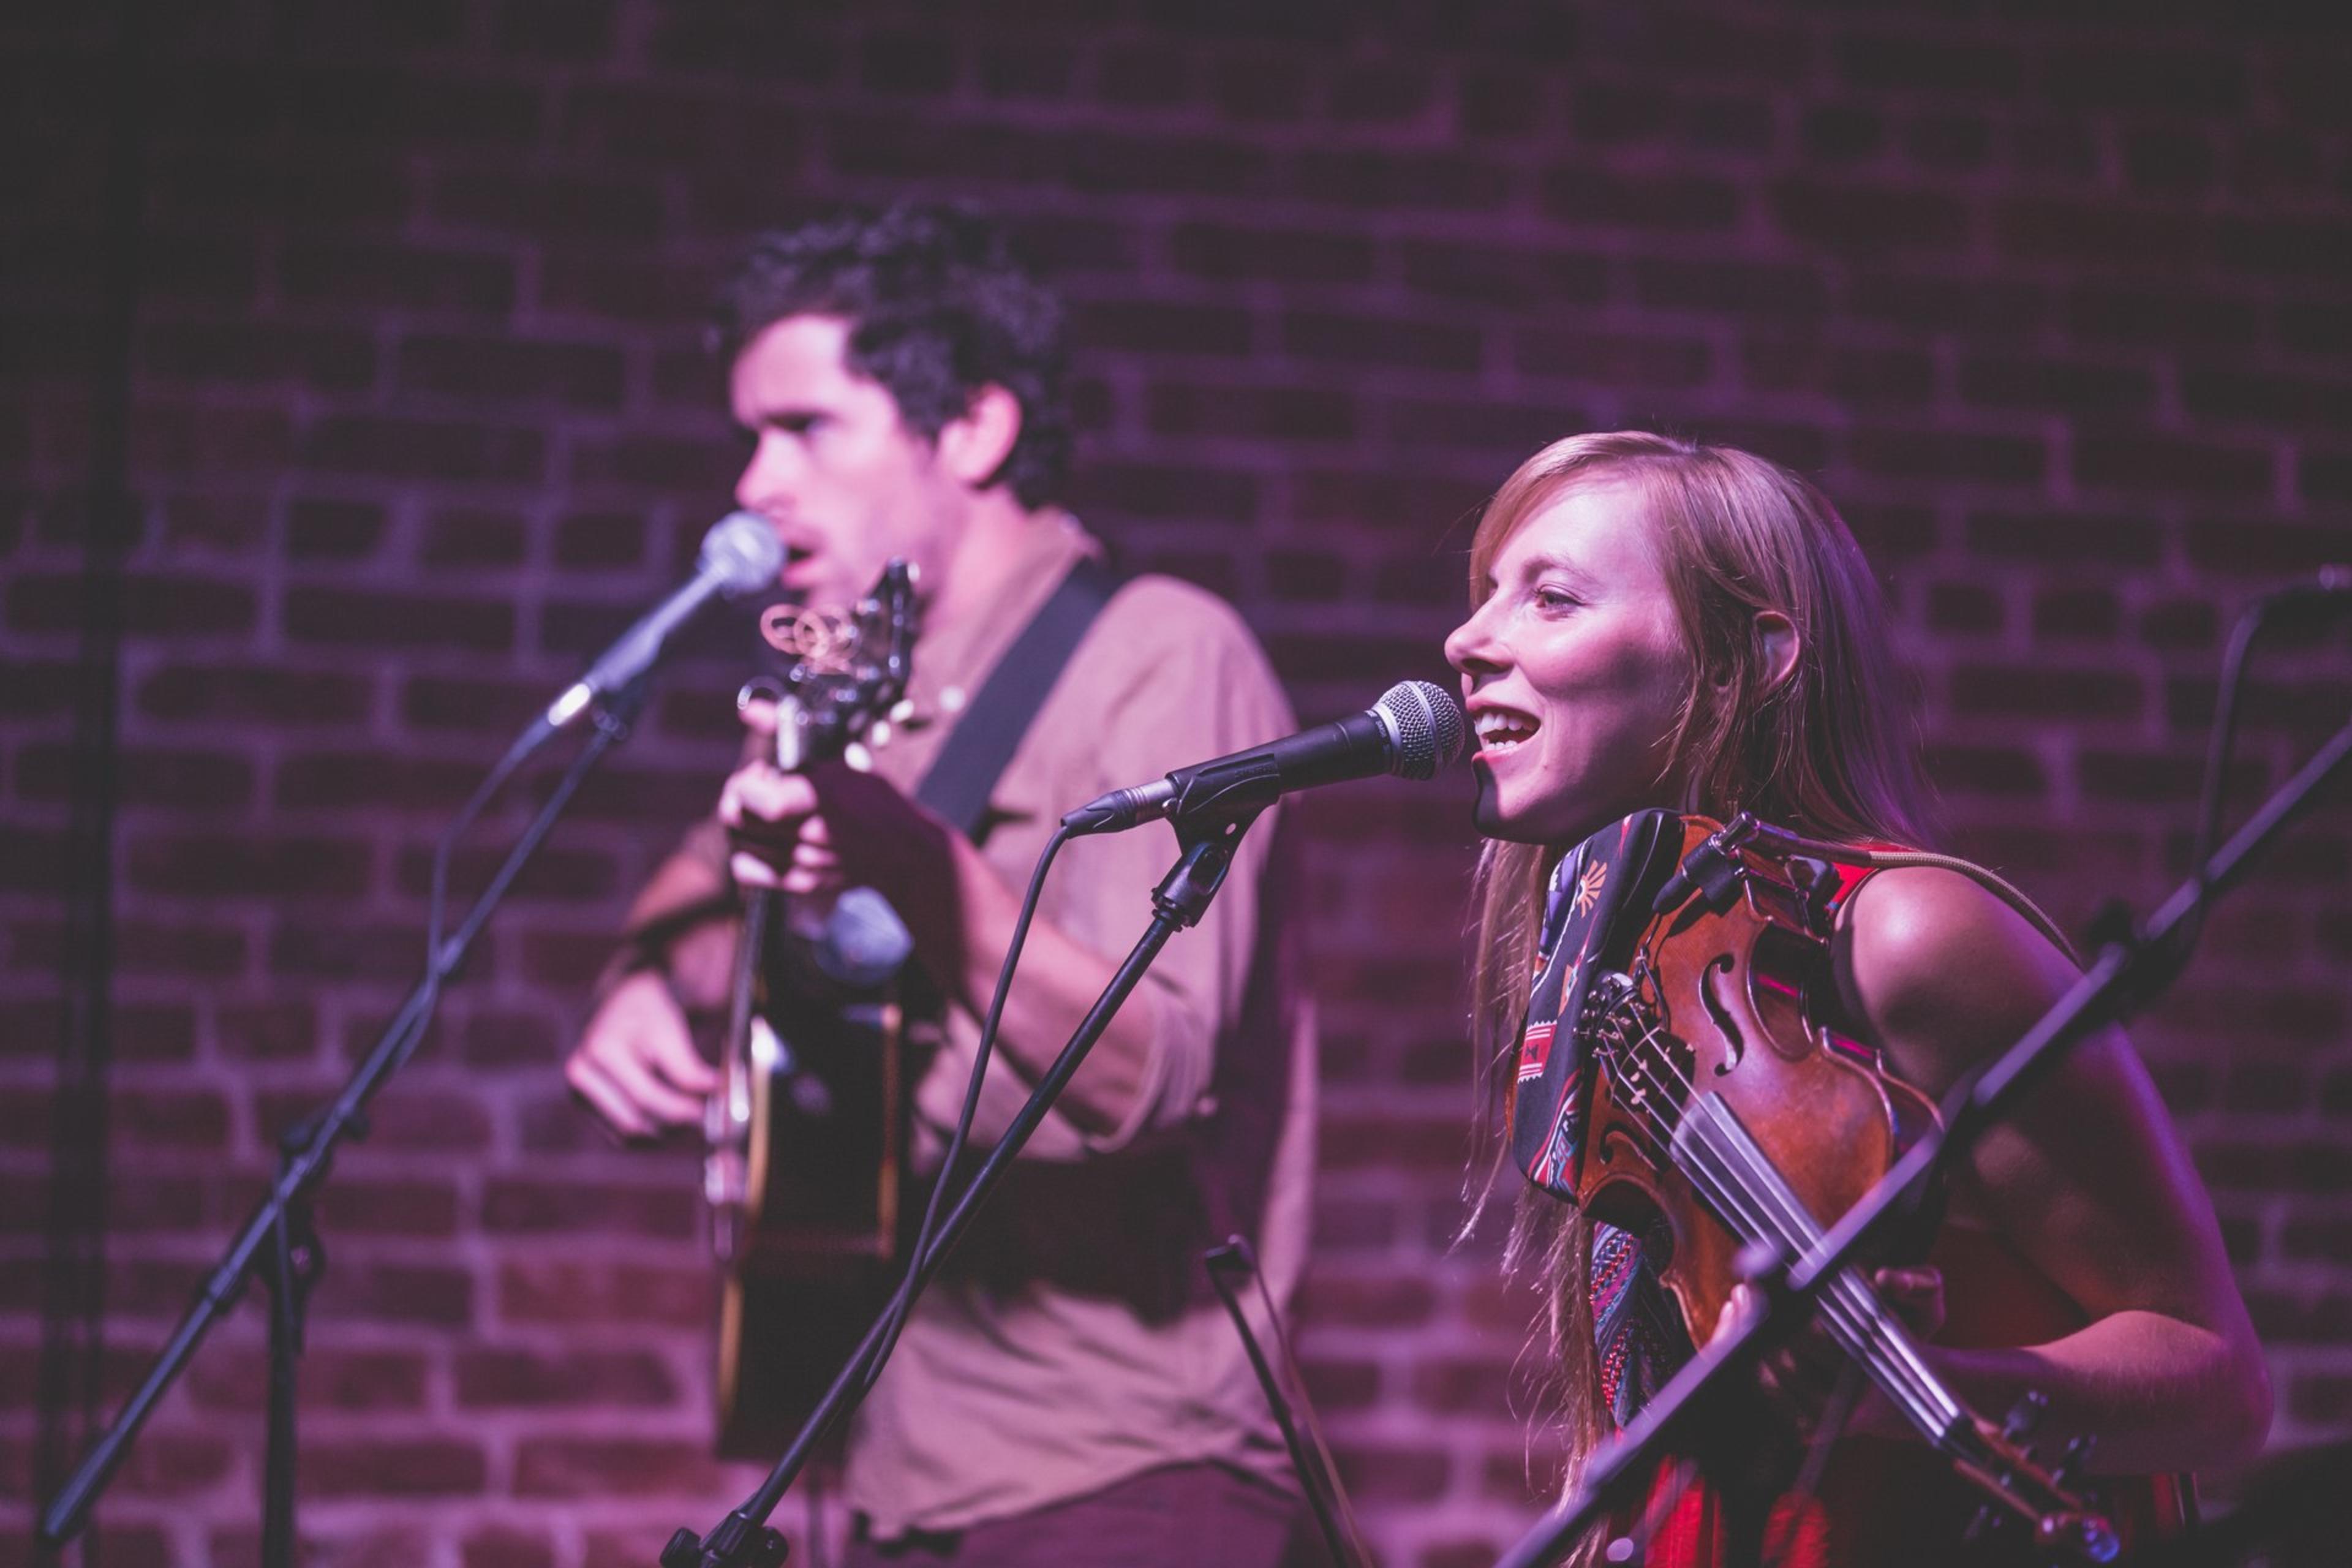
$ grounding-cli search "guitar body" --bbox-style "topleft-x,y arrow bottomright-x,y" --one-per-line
712,964 -> 908,1458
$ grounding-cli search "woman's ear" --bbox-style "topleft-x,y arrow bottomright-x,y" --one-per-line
1755,609 -> 1801,694
935,384 -> 1023,489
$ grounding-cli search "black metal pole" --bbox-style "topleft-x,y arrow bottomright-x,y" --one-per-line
34,3 -> 151,1561
38,684 -> 652,1550
1204,1240 -> 1362,1568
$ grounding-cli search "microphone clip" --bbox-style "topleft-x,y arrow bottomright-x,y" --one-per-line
1155,797 -> 1268,929
1167,756 -> 1286,827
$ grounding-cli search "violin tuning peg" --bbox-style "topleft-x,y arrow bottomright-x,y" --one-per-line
2054,1433 -> 2095,1483
888,698 -> 914,725
868,719 -> 892,748
2002,1389 -> 2049,1444
2038,1510 -> 2120,1566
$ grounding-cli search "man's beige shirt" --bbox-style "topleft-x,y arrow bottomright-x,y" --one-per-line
655,514 -> 1314,1536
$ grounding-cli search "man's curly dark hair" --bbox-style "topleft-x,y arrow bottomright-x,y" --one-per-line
714,202 -> 1072,510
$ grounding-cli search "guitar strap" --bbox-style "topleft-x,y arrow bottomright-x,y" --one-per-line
909,554 -> 1118,838
786,555 -> 1118,990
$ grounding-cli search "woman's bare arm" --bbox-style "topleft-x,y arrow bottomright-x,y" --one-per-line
1838,866 -> 2272,1474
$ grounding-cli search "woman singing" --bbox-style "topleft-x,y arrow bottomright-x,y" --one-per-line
1447,432 -> 2269,1565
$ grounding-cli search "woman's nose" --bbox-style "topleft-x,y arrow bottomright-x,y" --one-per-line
1445,602 -> 1504,676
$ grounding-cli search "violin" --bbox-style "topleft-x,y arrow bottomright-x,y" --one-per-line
1576,812 -> 2123,1563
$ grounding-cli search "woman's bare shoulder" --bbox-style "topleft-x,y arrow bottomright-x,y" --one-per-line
1836,864 -> 2080,1096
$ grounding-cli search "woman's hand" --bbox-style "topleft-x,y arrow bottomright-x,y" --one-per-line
1710,1263 -> 1948,1444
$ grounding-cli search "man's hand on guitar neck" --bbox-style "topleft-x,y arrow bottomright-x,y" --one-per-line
720,766 -> 845,902
566,970 -> 718,1138
720,709 -> 1166,1140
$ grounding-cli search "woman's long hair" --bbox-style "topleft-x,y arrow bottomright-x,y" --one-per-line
1458,431 -> 1936,1496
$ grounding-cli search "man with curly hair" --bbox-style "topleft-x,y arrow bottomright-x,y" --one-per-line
568,203 -> 1314,1566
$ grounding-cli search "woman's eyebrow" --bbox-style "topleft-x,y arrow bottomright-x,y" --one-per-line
1515,550 -> 1600,591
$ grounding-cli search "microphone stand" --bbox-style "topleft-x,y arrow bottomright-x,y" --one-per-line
662,802 -> 1271,1568
1494,703 -> 2352,1568
37,677 -> 656,1562
1205,1237 -> 1367,1568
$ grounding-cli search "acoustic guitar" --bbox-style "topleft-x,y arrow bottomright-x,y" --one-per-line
706,561 -> 919,1458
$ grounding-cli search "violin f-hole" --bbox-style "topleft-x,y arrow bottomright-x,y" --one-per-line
1700,953 -> 1743,1074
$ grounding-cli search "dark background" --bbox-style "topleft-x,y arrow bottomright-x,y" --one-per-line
6,2 -> 2351,1565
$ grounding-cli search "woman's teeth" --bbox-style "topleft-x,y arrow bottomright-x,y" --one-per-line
1475,712 -> 1538,752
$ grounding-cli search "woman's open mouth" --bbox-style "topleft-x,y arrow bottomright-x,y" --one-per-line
1472,707 -> 1540,758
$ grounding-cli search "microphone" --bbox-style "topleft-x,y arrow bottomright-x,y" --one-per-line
509,511 -> 784,764
1063,680 -> 1464,836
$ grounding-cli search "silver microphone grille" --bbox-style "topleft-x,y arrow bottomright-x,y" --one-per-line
700,510 -> 787,597
1374,680 -> 1466,782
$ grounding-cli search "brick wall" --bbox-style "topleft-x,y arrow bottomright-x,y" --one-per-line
6,3 -> 2351,1565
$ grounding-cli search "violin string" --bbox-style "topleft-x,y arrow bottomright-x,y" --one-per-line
1627,1035 -> 1963,1443
1586,990 -> 1962,1438
1597,997 -> 1958,1434
1683,1101 -> 1962,1435
1607,1050 -> 1956,1439
1581,979 -> 2075,1532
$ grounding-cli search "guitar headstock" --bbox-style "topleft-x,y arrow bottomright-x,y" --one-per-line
747,560 -> 919,769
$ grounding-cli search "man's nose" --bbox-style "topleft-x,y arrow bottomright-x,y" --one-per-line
735,434 -> 793,513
